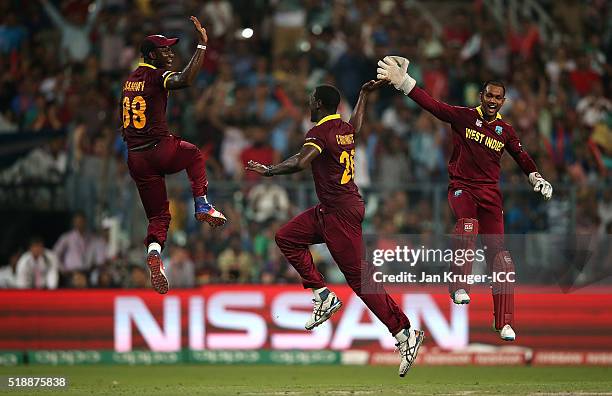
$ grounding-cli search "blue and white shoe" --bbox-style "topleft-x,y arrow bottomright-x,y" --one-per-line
194,196 -> 227,227
305,289 -> 342,330
395,328 -> 425,377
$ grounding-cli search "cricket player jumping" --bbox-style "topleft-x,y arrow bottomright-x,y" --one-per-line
377,56 -> 553,341
120,17 -> 226,294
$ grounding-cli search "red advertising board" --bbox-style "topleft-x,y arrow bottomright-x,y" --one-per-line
1,286 -> 611,352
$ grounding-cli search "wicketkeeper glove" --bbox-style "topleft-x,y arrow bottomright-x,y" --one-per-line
528,172 -> 553,200
377,56 -> 416,95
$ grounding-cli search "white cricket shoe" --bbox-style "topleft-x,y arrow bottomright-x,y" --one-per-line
395,328 -> 425,377
499,324 -> 516,341
305,289 -> 342,330
452,289 -> 470,304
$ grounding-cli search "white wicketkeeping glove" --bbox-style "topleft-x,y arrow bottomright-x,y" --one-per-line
377,55 -> 416,95
528,172 -> 553,200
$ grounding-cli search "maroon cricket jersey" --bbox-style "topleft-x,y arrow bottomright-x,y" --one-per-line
121,62 -> 177,149
409,87 -> 537,185
304,114 -> 364,209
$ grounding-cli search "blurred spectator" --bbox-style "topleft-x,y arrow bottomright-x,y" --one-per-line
128,265 -> 147,289
166,245 -> 195,288
246,181 -> 290,223
238,125 -> 280,181
381,96 -> 412,137
569,53 -> 601,97
40,0 -> 103,63
377,131 -> 411,191
53,212 -> 92,276
0,251 -> 21,288
218,237 -> 253,283
545,47 -> 576,91
69,270 -> 88,288
0,12 -> 27,54
15,237 -> 59,289
576,82 -> 611,128
201,0 -> 234,39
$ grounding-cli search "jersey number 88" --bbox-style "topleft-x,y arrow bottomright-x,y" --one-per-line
123,96 -> 147,129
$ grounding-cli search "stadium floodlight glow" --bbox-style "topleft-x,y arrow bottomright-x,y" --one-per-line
241,28 -> 254,39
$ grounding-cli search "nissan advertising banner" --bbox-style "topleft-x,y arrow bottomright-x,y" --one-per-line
2,285 -> 612,355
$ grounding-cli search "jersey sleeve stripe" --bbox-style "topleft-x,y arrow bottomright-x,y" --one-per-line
304,142 -> 322,153
163,72 -> 177,89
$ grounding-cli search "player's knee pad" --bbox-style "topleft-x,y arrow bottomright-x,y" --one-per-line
449,218 -> 479,293
491,250 -> 515,294
491,250 -> 515,328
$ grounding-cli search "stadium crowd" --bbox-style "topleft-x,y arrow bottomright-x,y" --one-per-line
0,0 -> 610,288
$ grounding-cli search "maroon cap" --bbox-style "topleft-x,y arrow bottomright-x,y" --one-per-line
140,34 -> 179,56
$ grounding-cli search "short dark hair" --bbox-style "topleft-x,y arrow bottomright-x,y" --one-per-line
481,80 -> 506,96
314,85 -> 341,112
30,236 -> 44,246
140,41 -> 157,59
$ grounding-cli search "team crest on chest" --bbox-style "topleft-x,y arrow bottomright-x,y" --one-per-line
495,125 -> 503,135
475,119 -> 482,127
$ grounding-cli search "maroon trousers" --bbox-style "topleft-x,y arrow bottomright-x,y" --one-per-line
127,135 -> 208,248
275,204 -> 410,335
448,182 -> 514,329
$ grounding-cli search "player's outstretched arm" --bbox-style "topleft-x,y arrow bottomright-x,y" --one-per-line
349,79 -> 387,135
377,55 -> 460,123
245,145 -> 320,177
165,16 -> 208,90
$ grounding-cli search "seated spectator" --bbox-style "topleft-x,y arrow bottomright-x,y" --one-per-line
69,271 -> 88,288
127,265 -> 147,289
0,251 -> 21,288
15,237 -> 59,289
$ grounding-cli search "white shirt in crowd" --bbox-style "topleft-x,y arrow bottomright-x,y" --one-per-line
15,249 -> 59,289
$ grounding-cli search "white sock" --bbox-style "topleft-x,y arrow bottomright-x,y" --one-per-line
394,328 -> 409,342
147,242 -> 162,254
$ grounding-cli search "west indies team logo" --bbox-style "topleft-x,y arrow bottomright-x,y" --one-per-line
495,125 -> 503,135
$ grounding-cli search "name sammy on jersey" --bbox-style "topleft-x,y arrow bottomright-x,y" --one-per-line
336,134 -> 354,145
124,81 -> 145,92
465,128 -> 504,152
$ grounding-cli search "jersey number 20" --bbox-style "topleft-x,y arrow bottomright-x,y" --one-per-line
122,96 -> 147,129
339,149 -> 355,184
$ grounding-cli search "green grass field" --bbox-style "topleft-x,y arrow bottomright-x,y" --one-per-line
1,365 -> 611,395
